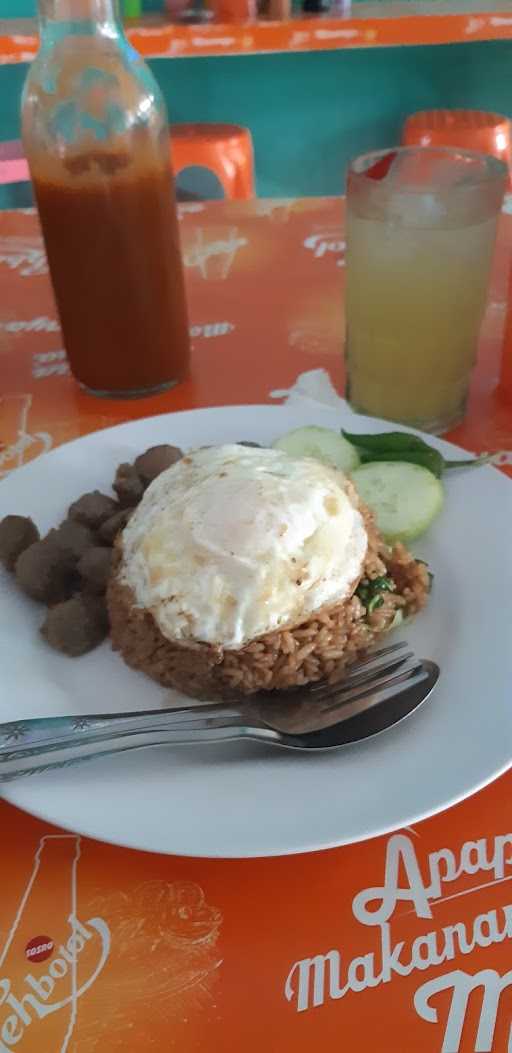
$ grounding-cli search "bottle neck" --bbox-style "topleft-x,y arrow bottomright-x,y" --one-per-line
38,0 -> 122,41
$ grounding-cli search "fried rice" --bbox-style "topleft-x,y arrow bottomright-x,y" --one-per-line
107,483 -> 430,701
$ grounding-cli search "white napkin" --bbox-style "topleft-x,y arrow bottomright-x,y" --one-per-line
270,367 -> 357,416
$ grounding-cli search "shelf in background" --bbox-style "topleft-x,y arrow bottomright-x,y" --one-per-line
2,0 -> 512,62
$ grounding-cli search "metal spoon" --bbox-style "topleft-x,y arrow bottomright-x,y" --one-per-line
0,642 -> 439,780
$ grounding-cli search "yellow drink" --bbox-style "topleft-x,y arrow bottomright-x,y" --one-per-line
345,148 -> 506,432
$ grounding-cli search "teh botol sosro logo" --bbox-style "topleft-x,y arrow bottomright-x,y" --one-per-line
0,914 -> 110,1049
24,937 -> 54,964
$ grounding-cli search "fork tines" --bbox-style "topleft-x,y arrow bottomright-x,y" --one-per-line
310,641 -> 409,693
310,641 -> 427,711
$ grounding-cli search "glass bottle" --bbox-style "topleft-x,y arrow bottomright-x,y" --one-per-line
22,0 -> 190,397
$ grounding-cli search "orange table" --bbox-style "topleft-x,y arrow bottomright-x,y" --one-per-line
1,196 -> 512,1053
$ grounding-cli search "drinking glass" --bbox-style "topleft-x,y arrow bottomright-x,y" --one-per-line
344,146 -> 507,432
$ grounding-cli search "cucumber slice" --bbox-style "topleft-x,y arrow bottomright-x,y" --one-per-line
273,426 -> 360,473
351,461 -> 444,542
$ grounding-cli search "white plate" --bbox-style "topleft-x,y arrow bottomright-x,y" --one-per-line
1,404 -> 511,858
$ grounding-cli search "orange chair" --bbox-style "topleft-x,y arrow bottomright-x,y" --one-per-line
170,123 -> 255,201
0,141 -> 29,184
402,109 -> 512,180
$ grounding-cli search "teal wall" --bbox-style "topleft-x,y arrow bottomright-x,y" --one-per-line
2,40 -> 512,197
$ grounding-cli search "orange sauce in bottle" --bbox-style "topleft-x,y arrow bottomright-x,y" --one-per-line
31,145 -> 190,397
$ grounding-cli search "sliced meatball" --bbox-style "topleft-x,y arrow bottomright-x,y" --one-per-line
113,463 -> 145,507
15,539 -> 78,604
0,515 -> 39,571
46,520 -> 95,561
41,595 -> 109,656
134,445 -> 183,486
68,490 -> 118,530
78,546 -> 112,595
98,508 -> 133,546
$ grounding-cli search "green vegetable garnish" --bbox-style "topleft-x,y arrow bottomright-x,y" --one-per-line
342,430 -> 492,479
356,576 -> 395,616
370,575 -> 395,593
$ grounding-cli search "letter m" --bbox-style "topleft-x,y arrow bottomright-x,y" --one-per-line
415,967 -> 512,1053
285,950 -> 343,1013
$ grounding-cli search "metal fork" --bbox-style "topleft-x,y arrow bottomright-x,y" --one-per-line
0,642 -> 439,780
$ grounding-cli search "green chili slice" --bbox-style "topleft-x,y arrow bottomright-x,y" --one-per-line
342,430 -> 492,477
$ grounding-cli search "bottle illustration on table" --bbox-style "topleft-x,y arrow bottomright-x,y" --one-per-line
0,394 -> 52,477
0,835 -> 110,1053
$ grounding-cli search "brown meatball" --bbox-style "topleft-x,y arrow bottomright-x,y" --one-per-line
134,445 -> 183,486
15,539 -> 78,604
41,595 -> 109,656
46,520 -> 95,561
78,546 -> 112,595
98,508 -> 133,546
113,463 -> 145,507
68,490 -> 118,530
0,515 -> 39,571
